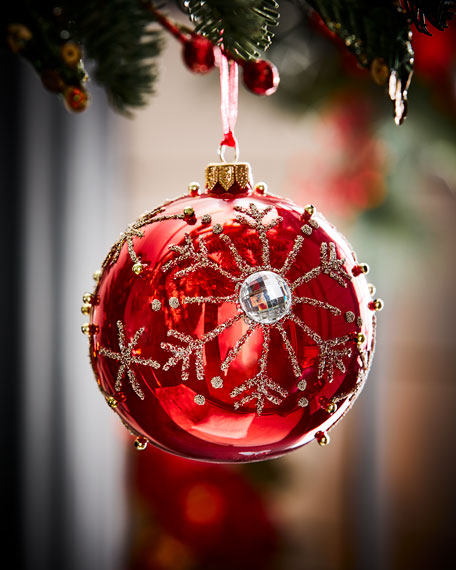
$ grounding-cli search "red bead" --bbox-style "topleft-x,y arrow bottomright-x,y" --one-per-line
89,185 -> 375,463
41,70 -> 65,93
242,59 -> 280,96
64,86 -> 89,112
183,36 -> 215,73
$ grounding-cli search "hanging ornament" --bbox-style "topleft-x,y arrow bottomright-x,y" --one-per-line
82,55 -> 381,463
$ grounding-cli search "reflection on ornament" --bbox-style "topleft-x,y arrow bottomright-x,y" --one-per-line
84,161 -> 378,463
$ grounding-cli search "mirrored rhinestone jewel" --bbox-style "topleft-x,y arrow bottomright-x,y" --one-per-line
239,270 -> 292,324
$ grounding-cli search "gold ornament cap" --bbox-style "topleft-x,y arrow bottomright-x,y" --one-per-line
205,162 -> 252,195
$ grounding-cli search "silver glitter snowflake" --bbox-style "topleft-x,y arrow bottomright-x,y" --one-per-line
161,203 -> 353,415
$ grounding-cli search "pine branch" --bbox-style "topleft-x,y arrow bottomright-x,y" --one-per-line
305,1 -> 413,76
402,1 -> 456,35
2,2 -> 87,92
1,0 -> 163,115
69,0 -> 163,114
185,0 -> 280,59
304,0 -> 414,124
2,0 -> 454,120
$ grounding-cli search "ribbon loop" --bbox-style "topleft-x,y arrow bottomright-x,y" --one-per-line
219,53 -> 239,158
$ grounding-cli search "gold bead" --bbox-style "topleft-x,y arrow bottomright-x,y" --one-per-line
356,332 -> 366,345
305,204 -> 315,216
326,402 -> 337,414
93,269 -> 102,282
132,262 -> 144,275
370,57 -> 390,86
106,396 -> 118,409
360,263 -> 369,274
316,431 -> 330,446
373,298 -> 384,311
61,41 -> 82,66
368,283 -> 376,296
81,323 -> 91,335
254,182 -> 267,195
188,182 -> 200,196
81,304 -> 91,315
82,292 -> 93,305
183,207 -> 195,217
134,437 -> 148,451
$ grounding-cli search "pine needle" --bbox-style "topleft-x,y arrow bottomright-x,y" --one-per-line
186,0 -> 280,59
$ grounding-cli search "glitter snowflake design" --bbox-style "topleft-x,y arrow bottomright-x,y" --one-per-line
161,203 -> 354,415
102,207 -> 185,270
99,320 -> 160,400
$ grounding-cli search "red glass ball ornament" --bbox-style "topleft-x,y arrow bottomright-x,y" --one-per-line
242,59 -> 280,96
85,162 -> 377,463
183,35 -> 216,73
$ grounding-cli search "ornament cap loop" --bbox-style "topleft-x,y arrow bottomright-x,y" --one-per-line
218,143 -> 239,163
205,161 -> 252,195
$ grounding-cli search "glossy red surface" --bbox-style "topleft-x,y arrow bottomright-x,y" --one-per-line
242,60 -> 280,96
90,185 -> 376,462
183,36 -> 216,73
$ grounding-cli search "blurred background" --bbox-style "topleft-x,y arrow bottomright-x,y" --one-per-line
1,4 -> 456,570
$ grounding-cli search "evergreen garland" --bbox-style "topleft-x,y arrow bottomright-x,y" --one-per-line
402,0 -> 456,34
305,1 -> 414,86
1,1 -> 455,118
186,0 -> 279,59
71,0 -> 162,113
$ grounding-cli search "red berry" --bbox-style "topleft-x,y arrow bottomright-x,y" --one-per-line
243,59 -> 280,95
183,35 -> 215,73
63,86 -> 89,112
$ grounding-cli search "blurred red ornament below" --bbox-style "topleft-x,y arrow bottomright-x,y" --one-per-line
82,160 -> 381,463
129,446 -> 278,569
